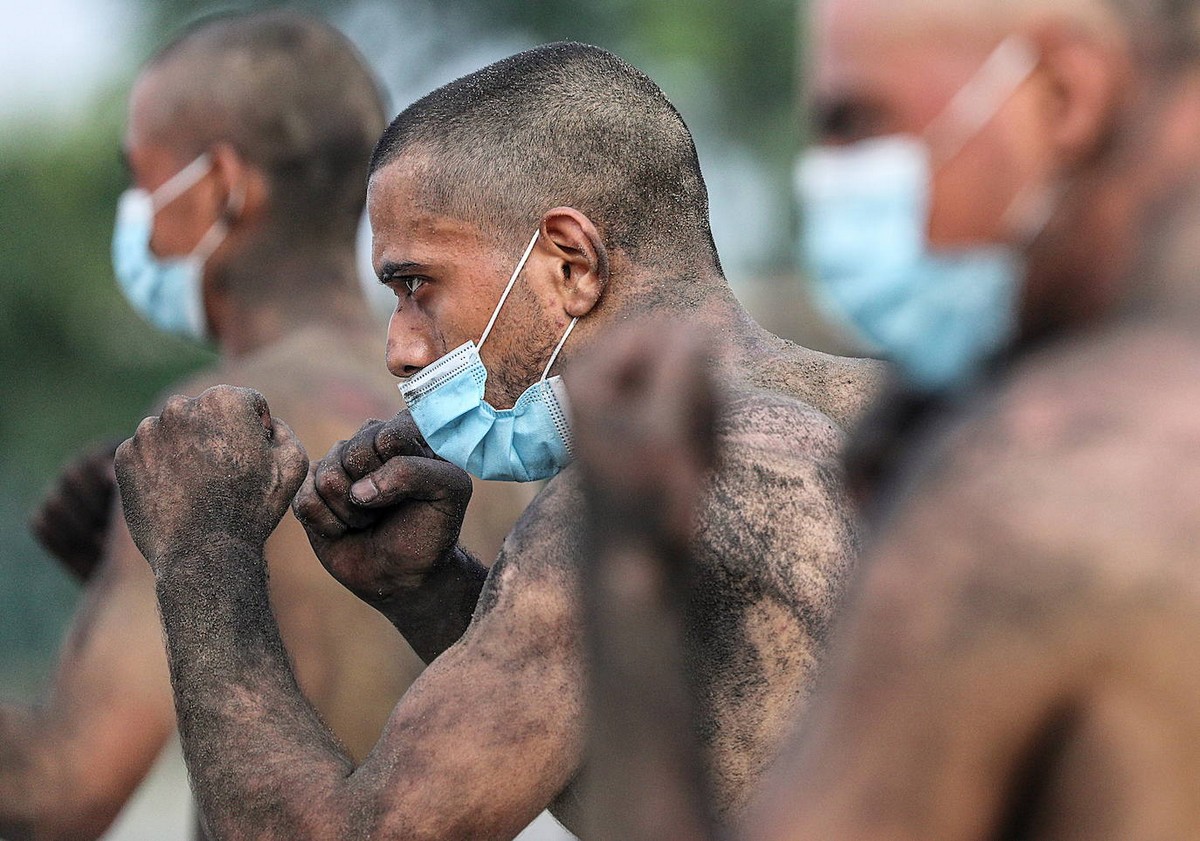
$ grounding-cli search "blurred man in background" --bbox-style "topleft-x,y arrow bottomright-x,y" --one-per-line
574,0 -> 1200,838
4,10 -> 532,839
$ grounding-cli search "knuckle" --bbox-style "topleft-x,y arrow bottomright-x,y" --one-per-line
355,418 -> 384,436
162,394 -> 190,416
133,416 -> 157,438
313,464 -> 348,498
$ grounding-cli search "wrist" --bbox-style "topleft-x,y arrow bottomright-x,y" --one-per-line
152,531 -> 265,582
367,547 -> 487,631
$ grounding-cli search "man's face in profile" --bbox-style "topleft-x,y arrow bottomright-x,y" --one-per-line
367,158 -> 563,409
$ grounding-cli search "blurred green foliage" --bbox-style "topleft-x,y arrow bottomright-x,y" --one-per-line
0,0 -> 800,692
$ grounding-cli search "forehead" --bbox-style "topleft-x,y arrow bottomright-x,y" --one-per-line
366,159 -> 499,269
810,0 -> 1002,123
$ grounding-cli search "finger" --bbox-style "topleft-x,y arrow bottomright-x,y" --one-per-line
112,434 -> 140,493
159,394 -> 192,419
373,411 -> 436,461
339,422 -> 387,480
312,447 -> 376,530
270,418 -> 310,499
567,322 -> 643,417
292,466 -> 349,539
349,455 -> 472,512
247,388 -> 272,436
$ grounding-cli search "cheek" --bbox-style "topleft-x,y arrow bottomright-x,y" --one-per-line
928,96 -> 1055,247
928,142 -> 1021,245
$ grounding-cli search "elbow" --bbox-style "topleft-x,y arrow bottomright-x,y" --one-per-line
0,768 -> 131,841
200,777 -> 378,841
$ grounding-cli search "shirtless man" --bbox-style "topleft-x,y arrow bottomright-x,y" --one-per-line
110,43 -> 883,839
0,12 -> 528,839
575,0 -> 1200,838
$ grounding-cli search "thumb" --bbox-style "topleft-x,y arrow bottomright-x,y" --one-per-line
349,455 -> 471,509
271,418 -> 310,499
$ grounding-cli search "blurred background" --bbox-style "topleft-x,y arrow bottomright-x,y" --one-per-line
0,0 -> 847,836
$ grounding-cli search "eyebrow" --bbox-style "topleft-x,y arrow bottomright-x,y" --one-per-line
377,260 -> 428,284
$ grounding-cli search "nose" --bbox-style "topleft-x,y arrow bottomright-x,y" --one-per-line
386,305 -> 441,378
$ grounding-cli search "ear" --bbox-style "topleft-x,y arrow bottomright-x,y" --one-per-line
1028,21 -> 1131,168
538,207 -> 609,319
208,142 -> 268,227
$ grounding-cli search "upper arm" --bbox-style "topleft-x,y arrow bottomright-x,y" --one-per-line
347,478 -> 586,840
2,501 -> 176,838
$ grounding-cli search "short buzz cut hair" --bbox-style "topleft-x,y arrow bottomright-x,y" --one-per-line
370,42 -> 722,271
144,10 -> 387,239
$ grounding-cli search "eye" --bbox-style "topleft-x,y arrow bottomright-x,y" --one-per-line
403,277 -> 426,296
812,98 -> 886,145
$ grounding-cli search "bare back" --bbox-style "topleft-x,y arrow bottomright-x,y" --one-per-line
752,321 -> 1200,840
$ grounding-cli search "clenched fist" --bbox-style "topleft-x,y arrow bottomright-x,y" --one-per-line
30,438 -> 121,581
114,386 -> 309,571
568,320 -> 720,556
292,411 -> 472,607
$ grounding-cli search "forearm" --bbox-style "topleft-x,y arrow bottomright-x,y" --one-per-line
582,531 -> 720,841
370,545 -> 489,663
155,537 -> 366,841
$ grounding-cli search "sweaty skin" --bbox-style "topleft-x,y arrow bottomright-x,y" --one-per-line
115,319 -> 879,839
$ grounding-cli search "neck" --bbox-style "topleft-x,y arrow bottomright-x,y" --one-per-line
584,264 -> 774,361
565,263 -> 878,428
206,243 -> 379,359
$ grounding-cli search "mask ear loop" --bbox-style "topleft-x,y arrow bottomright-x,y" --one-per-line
478,230 -> 541,350
541,317 -> 578,381
924,35 -> 1039,167
187,178 -> 246,264
149,153 -> 214,212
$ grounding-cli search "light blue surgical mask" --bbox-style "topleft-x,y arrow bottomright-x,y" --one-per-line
797,36 -> 1043,390
112,154 -> 228,339
399,231 -> 578,482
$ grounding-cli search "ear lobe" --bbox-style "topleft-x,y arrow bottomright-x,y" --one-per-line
1032,23 -> 1130,167
539,206 -> 609,319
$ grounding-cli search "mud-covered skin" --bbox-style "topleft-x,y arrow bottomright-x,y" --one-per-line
0,327 -> 427,841
744,322 -> 1200,841
519,385 -> 858,835
570,323 -> 861,840
125,345 -> 866,840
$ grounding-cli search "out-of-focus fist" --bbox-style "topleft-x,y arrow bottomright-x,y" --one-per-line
292,411 -> 472,606
568,319 -> 720,554
114,386 -> 309,571
29,439 -> 121,581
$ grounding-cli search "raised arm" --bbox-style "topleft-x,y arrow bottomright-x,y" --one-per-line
569,323 -> 723,841
292,412 -> 487,663
0,502 -> 177,840
115,386 -> 586,841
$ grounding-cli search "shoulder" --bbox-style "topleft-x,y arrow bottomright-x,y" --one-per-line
698,388 -> 859,600
157,330 -> 399,456
867,324 -> 1200,622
